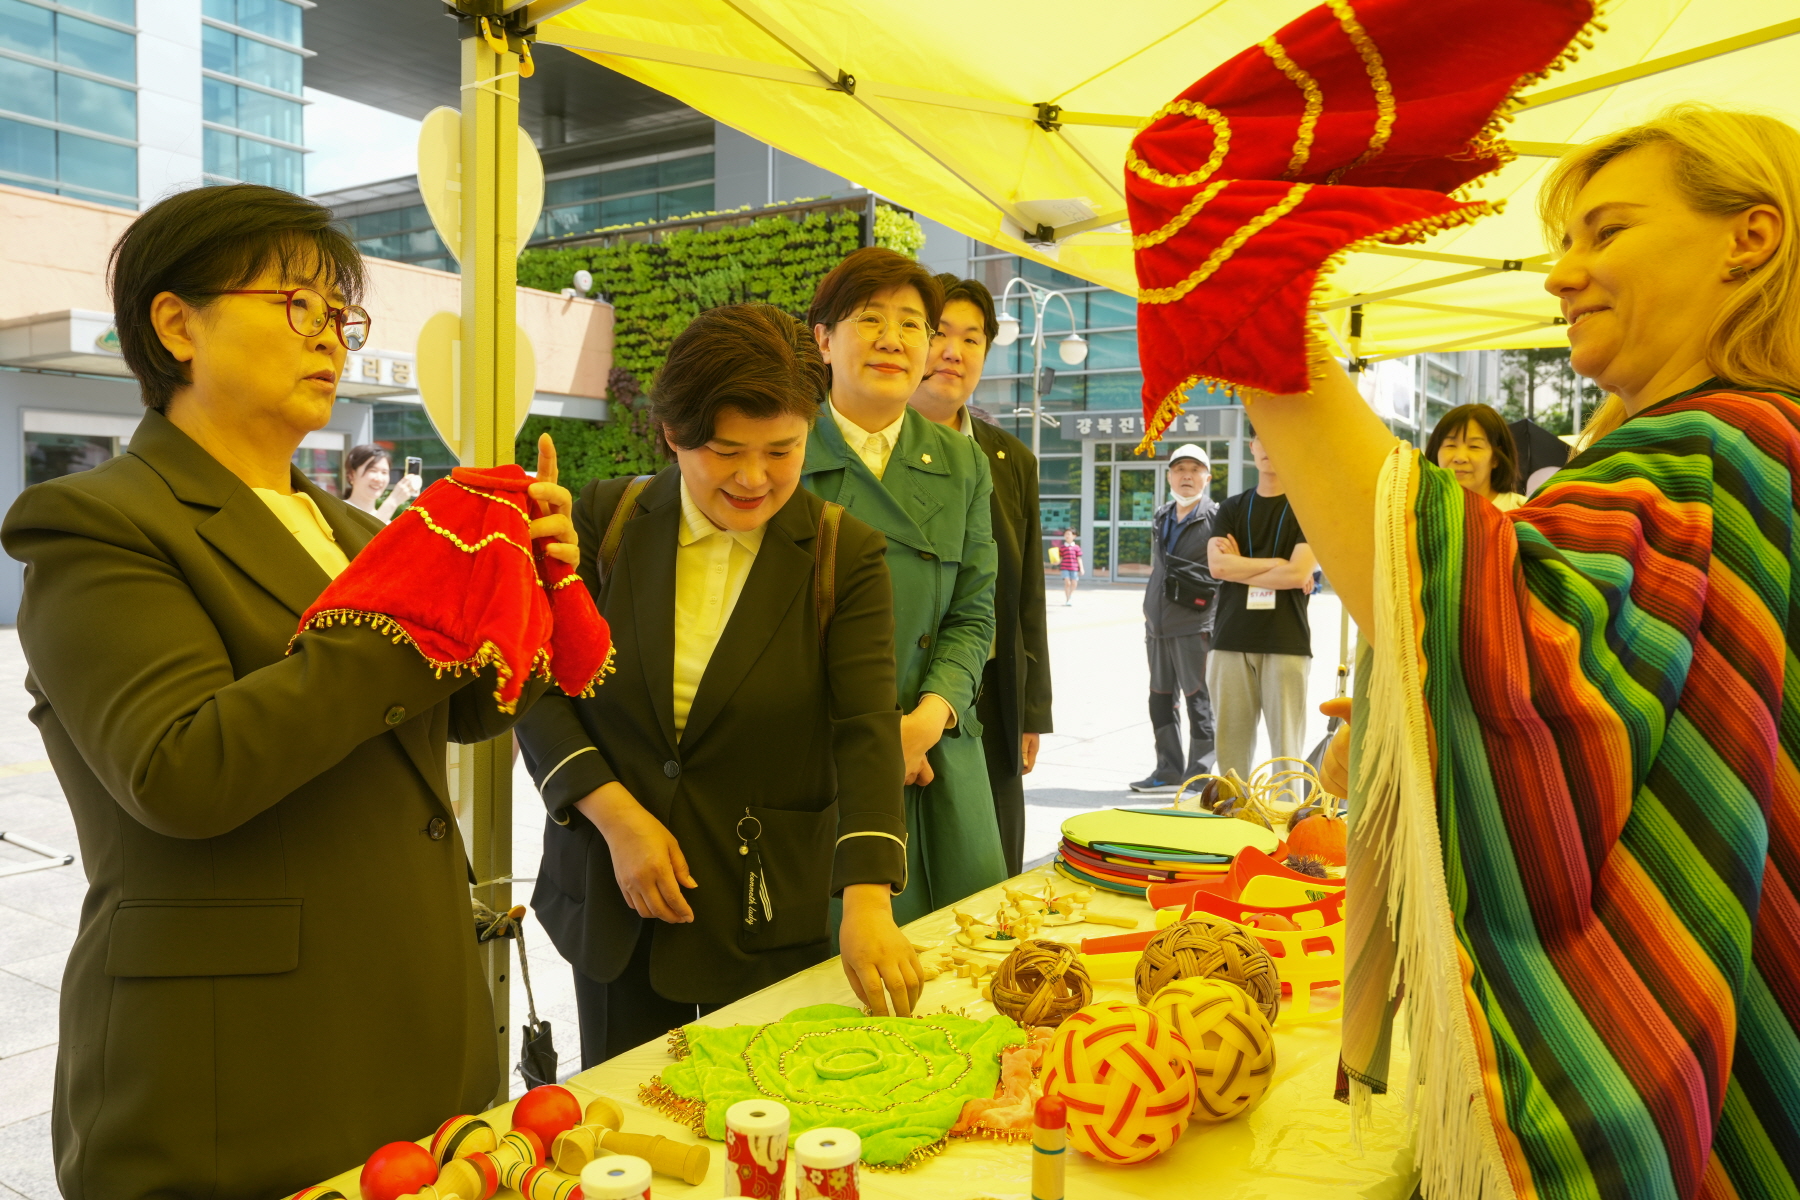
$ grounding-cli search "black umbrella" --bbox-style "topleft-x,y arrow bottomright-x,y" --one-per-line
1509,418 -> 1570,482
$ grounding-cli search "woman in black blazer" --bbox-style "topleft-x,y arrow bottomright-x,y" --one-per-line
516,304 -> 920,1064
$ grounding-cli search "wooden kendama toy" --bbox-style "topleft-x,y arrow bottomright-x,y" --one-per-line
550,1095 -> 711,1184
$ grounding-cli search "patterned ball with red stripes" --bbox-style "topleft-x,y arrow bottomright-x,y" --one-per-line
1041,1001 -> 1195,1163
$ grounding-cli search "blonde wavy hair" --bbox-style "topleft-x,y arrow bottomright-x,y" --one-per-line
1538,104 -> 1800,450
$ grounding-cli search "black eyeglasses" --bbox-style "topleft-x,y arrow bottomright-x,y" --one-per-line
220,287 -> 372,351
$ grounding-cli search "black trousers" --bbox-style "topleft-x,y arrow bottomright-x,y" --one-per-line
978,658 -> 1026,877
572,928 -> 722,1068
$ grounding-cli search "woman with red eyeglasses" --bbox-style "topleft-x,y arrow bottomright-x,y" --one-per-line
0,183 -> 578,1198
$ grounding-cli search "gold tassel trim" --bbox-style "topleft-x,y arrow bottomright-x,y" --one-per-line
950,1126 -> 1034,1147
287,610 -> 527,713
637,1079 -> 707,1135
1134,196 -> 1500,454
549,572 -> 586,591
864,1137 -> 949,1173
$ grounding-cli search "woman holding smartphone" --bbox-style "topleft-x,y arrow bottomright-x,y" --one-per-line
516,303 -> 919,1065
343,443 -> 421,521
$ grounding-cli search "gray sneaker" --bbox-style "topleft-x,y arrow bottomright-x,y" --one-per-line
1128,775 -> 1181,792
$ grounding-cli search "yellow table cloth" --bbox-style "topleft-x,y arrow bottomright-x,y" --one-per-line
304,866 -> 1412,1199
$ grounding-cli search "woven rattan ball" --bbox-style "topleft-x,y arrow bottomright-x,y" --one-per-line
1134,914 -> 1281,1023
1149,978 -> 1276,1122
1042,1002 -> 1194,1163
991,939 -> 1092,1028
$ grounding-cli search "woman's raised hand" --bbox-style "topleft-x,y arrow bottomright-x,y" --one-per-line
528,432 -> 578,567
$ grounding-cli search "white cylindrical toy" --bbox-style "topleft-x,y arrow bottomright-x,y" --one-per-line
579,1153 -> 653,1199
793,1127 -> 860,1200
724,1098 -> 789,1199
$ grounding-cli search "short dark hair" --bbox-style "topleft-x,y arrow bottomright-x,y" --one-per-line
345,444 -> 391,478
807,247 -> 944,333
108,184 -> 366,413
650,303 -> 827,452
934,273 -> 999,342
1425,403 -> 1521,494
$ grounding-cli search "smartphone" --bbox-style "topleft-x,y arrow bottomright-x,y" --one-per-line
405,456 -> 423,478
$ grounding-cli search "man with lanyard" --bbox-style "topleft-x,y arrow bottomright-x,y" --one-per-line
908,274 -> 1052,877
1205,432 -> 1317,793
1131,444 -> 1220,792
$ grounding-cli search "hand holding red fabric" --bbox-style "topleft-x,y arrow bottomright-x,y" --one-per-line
1131,0 -> 1601,443
290,454 -> 612,713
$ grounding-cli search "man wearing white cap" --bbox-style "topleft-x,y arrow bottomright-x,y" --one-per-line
1131,443 -> 1219,791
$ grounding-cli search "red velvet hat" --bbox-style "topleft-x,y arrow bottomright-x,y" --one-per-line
290,465 -> 613,712
1130,0 -> 1602,445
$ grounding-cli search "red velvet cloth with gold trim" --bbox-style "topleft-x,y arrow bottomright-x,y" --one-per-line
290,465 -> 613,712
1130,0 -> 1600,441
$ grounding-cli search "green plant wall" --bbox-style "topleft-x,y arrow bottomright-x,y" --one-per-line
513,204 -> 924,493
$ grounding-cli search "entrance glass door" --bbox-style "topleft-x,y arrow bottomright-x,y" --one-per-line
1112,464 -> 1162,579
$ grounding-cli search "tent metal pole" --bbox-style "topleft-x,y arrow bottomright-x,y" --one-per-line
459,27 -> 520,1107
1362,320 -> 1557,362
1368,297 -> 1562,325
1360,246 -> 1554,272
1517,18 -> 1800,110
1314,266 -> 1500,311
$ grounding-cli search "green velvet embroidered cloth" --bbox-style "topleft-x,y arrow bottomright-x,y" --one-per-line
647,1004 -> 1026,1167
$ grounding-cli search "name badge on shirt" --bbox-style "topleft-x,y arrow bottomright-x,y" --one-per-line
1247,586 -> 1277,610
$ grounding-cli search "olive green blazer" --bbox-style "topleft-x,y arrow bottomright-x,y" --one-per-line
1,410 -> 539,1200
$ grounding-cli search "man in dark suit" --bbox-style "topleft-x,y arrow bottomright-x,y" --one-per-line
909,275 -> 1053,876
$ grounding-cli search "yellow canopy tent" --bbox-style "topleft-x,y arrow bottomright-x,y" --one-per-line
445,0 -> 1798,1090
518,0 -> 1799,366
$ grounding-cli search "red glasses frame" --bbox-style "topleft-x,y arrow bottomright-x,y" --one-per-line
220,287 -> 372,351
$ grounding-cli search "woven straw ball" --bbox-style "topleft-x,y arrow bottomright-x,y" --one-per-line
991,939 -> 1092,1028
1134,913 -> 1281,1023
1041,1002 -> 1194,1164
1149,978 -> 1276,1122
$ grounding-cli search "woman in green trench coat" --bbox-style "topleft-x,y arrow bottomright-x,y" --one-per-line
803,248 -> 1008,923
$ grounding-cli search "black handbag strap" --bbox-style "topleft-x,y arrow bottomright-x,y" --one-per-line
597,474 -> 654,583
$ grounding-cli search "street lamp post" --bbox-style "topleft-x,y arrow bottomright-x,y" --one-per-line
991,277 -> 1088,458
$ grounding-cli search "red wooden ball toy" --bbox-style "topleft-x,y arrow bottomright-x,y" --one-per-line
359,1141 -> 439,1200
512,1085 -> 583,1153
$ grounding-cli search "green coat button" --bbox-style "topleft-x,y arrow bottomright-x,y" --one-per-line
918,550 -> 934,560
917,634 -> 931,649
384,705 -> 406,726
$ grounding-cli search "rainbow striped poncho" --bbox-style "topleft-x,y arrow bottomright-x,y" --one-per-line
1343,383 -> 1800,1199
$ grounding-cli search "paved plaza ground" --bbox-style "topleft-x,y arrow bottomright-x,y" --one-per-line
0,581 -> 1346,1194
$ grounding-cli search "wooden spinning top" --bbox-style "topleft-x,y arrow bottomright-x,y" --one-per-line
991,938 -> 1092,1028
1134,913 -> 1281,1023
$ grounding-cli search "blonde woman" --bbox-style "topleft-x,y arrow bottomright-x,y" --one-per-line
1252,105 -> 1800,1198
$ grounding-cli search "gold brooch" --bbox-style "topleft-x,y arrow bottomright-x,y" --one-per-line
922,454 -> 932,464
997,451 -> 1006,459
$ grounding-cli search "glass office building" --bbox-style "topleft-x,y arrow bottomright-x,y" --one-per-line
0,0 -> 140,206
200,0 -> 305,191
326,145 -> 716,272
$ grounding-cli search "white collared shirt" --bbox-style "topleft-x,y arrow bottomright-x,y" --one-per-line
254,488 -> 349,579
828,400 -> 908,480
673,477 -> 766,737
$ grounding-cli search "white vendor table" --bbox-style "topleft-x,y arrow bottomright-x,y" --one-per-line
308,865 -> 1413,1199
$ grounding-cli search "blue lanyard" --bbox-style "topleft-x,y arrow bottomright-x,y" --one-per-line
1245,491 -> 1288,560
